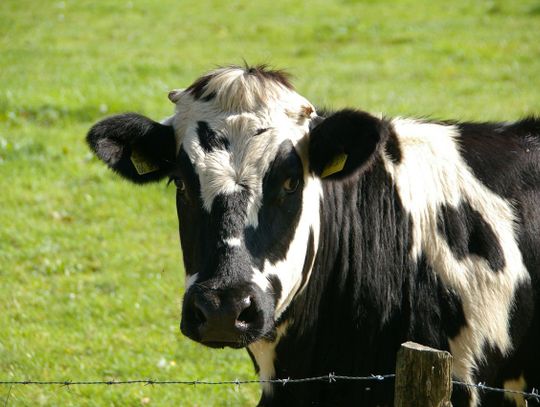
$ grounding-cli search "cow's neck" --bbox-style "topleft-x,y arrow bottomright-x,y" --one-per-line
251,160 -> 410,405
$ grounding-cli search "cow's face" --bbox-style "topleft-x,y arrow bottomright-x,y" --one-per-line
169,67 -> 322,348
87,65 -> 388,348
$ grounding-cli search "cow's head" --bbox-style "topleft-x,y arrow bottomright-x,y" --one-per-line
87,65 -> 388,348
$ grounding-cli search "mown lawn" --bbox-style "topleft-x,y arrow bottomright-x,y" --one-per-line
1,0 -> 539,405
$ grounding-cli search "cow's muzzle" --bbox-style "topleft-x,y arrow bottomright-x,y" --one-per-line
180,283 -> 265,348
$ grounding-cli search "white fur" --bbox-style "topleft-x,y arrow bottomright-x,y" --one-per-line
251,267 -> 270,291
384,118 -> 529,406
185,273 -> 199,290
264,175 -> 322,318
224,237 -> 242,247
503,374 -> 527,406
248,322 -> 289,395
173,104 -> 315,215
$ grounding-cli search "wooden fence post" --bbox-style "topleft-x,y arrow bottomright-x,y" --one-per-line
394,341 -> 453,407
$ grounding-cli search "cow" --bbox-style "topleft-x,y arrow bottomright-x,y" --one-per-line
87,65 -> 540,406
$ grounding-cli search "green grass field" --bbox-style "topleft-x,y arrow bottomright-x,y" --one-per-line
1,0 -> 539,405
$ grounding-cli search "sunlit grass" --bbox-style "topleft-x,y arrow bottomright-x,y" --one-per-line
1,0 -> 539,405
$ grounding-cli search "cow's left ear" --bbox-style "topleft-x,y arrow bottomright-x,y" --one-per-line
309,109 -> 389,180
87,113 -> 177,184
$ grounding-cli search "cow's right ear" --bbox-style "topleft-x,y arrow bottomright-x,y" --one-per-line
308,109 -> 389,180
86,113 -> 177,184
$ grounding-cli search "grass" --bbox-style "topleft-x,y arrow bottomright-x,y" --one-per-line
1,0 -> 539,405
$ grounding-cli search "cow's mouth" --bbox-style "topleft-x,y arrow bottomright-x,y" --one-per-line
200,340 -> 246,349
181,316 -> 267,349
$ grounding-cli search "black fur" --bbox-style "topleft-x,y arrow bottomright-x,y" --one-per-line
267,275 -> 283,307
385,129 -> 403,164
437,201 -> 505,272
245,141 -> 304,267
197,121 -> 230,152
243,64 -> 294,90
86,113 -> 176,183
175,141 -> 305,347
309,109 -> 390,179
259,115 -> 540,406
262,162 -> 472,406
185,73 -> 216,101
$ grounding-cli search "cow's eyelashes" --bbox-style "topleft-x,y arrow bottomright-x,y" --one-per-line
283,177 -> 300,194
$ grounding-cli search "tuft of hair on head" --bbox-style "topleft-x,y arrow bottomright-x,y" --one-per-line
185,64 -> 295,112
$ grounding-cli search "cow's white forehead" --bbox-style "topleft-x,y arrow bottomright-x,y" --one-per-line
169,66 -> 316,214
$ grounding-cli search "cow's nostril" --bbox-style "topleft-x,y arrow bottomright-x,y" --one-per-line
193,304 -> 207,325
236,297 -> 258,326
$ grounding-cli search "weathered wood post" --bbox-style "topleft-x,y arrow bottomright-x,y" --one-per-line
394,341 -> 453,407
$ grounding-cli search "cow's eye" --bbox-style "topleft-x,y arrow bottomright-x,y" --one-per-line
169,177 -> 186,193
283,177 -> 299,194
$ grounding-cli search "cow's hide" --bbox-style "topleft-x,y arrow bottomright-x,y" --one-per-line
87,65 -> 540,407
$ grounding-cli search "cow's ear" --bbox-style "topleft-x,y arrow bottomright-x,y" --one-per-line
87,113 -> 177,184
309,109 -> 389,180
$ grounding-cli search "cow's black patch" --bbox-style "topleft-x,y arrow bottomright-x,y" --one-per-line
267,274 -> 282,306
439,283 -> 467,339
245,140 -> 304,266
437,201 -> 505,272
186,73 -> 216,101
404,254 -> 468,343
87,113 -> 176,183
197,121 -> 229,152
201,91 -> 216,102
254,127 -> 270,136
299,228 -> 315,292
210,192 -> 249,241
246,348 -> 260,374
456,118 -> 540,199
174,148 -> 203,275
244,64 -> 294,90
309,109 -> 390,180
385,129 -> 403,164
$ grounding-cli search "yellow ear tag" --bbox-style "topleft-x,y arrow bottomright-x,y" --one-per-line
321,153 -> 348,178
130,150 -> 160,175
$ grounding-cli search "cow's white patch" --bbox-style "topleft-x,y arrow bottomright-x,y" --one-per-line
384,118 -> 529,406
248,322 -> 289,395
175,112 -> 315,215
263,175 -> 322,318
185,273 -> 199,290
251,267 -> 270,291
503,374 -> 527,406
224,237 -> 241,247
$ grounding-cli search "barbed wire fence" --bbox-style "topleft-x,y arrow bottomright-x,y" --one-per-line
2,375 -> 540,403
2,344 -> 540,405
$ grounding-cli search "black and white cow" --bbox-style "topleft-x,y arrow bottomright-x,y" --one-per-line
87,65 -> 540,406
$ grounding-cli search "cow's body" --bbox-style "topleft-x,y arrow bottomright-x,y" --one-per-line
87,65 -> 540,406
252,117 -> 540,406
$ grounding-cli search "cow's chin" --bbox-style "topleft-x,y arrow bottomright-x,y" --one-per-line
181,323 -> 276,350
200,340 -> 246,349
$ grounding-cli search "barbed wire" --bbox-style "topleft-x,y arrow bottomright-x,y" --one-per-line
0,373 -> 393,387
453,380 -> 540,402
1,373 -> 540,402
